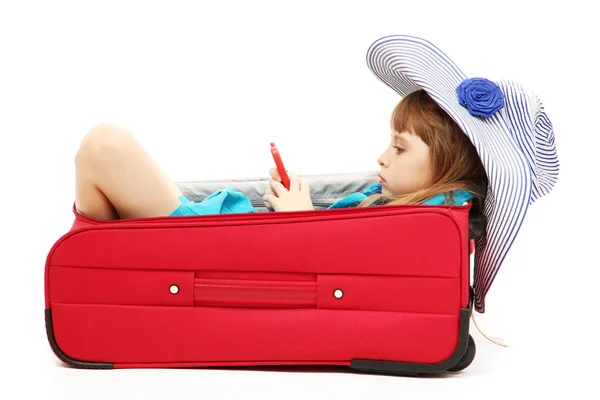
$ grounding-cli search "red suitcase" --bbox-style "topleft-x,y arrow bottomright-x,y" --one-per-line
44,172 -> 482,375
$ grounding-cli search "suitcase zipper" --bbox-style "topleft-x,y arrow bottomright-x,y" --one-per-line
75,200 -> 337,225
250,200 -> 335,209
194,278 -> 317,308
75,203 -> 469,226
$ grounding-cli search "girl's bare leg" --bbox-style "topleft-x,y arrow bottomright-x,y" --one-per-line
74,123 -> 184,220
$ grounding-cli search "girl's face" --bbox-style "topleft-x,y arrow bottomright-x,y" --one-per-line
377,131 -> 433,196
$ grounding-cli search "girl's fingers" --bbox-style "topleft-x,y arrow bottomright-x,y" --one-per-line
269,178 -> 286,196
264,187 -> 277,208
289,173 -> 300,192
299,177 -> 310,193
269,167 -> 281,182
263,194 -> 279,209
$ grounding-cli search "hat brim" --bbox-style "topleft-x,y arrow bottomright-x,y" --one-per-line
366,35 -> 534,313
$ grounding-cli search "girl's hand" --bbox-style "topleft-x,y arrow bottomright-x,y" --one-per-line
263,169 -> 314,212
263,168 -> 280,210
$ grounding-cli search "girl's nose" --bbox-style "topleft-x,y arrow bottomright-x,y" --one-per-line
378,153 -> 388,167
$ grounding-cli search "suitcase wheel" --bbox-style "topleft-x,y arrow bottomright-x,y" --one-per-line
448,334 -> 476,372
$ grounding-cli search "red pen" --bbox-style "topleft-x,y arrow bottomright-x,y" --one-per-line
270,142 -> 291,190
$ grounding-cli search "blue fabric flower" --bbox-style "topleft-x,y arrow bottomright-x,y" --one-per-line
456,78 -> 505,118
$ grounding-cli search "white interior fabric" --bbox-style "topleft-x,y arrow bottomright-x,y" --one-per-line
175,171 -> 379,212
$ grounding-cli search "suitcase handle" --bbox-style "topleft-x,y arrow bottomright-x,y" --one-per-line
194,278 -> 317,308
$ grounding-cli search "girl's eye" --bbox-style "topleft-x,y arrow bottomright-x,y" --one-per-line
393,146 -> 404,154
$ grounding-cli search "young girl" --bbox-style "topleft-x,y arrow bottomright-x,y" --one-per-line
74,89 -> 488,220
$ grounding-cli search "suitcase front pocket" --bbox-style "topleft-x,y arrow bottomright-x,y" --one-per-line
194,277 -> 317,308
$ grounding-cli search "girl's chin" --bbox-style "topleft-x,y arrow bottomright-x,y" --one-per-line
381,186 -> 400,197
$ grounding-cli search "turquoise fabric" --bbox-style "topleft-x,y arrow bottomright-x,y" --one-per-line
327,183 -> 474,209
169,187 -> 256,216
169,183 -> 474,217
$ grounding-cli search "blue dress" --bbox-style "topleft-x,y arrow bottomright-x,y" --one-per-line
169,183 -> 474,217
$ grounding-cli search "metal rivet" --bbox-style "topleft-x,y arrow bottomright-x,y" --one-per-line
334,289 -> 343,299
169,285 -> 179,294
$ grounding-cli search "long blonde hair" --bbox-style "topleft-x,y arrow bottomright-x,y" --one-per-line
359,89 -> 488,213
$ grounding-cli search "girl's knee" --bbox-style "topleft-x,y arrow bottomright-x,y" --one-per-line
76,123 -> 135,164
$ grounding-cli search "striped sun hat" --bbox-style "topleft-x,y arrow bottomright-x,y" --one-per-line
366,35 -> 559,313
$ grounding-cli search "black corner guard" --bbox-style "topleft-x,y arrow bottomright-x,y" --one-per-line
349,305 -> 472,376
45,309 -> 113,369
469,211 -> 487,239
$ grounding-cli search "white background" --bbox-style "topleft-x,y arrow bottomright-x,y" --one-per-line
1,0 -> 598,399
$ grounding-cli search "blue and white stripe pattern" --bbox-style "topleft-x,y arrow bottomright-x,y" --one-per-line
366,35 -> 559,313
